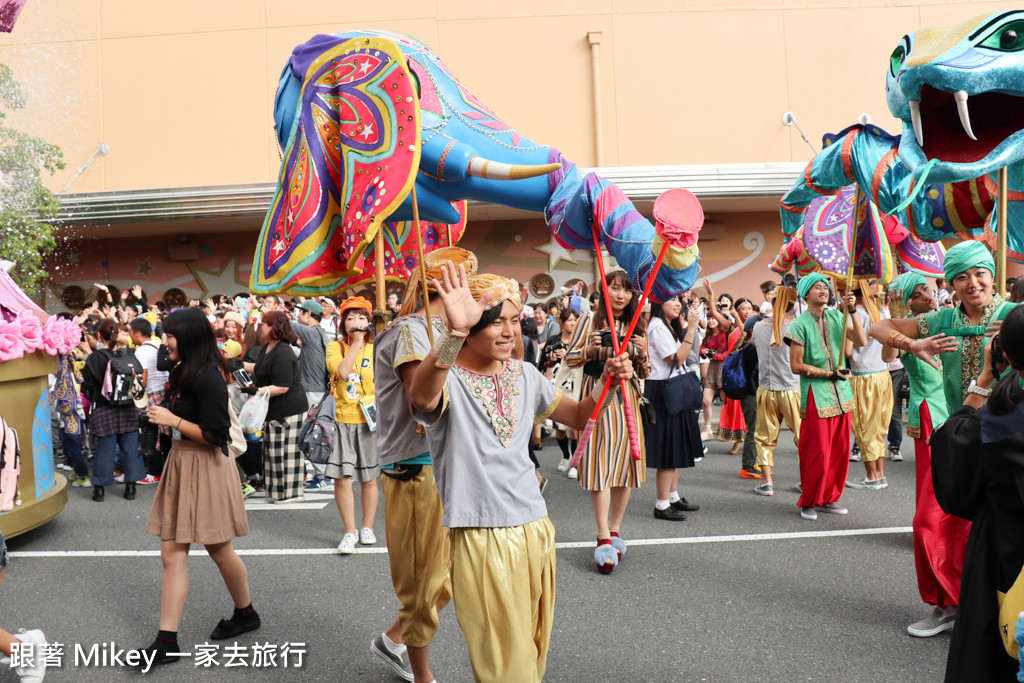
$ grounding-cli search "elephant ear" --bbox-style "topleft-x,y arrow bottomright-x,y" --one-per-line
343,201 -> 469,291
251,36 -> 421,295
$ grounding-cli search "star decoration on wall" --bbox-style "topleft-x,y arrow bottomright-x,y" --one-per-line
534,236 -> 579,271
66,249 -> 81,267
186,248 -> 248,301
136,257 -> 156,279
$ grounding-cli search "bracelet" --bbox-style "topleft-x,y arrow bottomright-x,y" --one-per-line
176,417 -> 183,430
433,329 -> 467,368
885,331 -> 914,353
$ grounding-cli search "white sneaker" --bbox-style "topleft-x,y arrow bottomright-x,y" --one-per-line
889,447 -> 904,462
14,628 -> 47,682
800,507 -> 818,521
567,466 -> 578,480
338,533 -> 357,554
359,527 -> 376,545
815,502 -> 848,515
907,606 -> 956,637
556,459 -> 571,472
845,477 -> 884,490
753,482 -> 773,496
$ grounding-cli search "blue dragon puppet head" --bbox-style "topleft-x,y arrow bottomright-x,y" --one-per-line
887,11 -> 1024,184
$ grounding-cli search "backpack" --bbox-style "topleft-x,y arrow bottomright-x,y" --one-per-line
297,392 -> 338,465
0,414 -> 22,513
722,343 -> 758,400
100,348 -> 145,408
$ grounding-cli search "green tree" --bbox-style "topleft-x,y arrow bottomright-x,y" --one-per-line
0,63 -> 64,295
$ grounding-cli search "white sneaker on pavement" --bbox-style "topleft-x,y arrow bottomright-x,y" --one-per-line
359,527 -> 376,545
14,628 -> 47,682
338,533 -> 357,554
907,606 -> 956,637
556,459 -> 571,472
567,466 -> 578,480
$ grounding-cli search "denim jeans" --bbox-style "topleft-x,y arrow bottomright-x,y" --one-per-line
92,430 -> 144,486
887,369 -> 905,451
59,430 -> 90,478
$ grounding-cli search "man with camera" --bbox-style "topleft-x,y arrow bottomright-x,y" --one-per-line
130,318 -> 168,484
291,299 -> 333,492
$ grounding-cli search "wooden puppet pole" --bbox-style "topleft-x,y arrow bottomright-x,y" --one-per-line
373,228 -> 387,332
838,185 -> 861,368
570,238 -> 672,467
411,186 -> 435,346
998,167 -> 1008,299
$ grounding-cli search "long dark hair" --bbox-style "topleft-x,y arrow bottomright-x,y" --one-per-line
163,308 -> 228,394
592,270 -> 645,335
650,297 -> 685,342
989,305 -> 1024,416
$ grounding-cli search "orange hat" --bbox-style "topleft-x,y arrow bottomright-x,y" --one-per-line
338,296 -> 373,319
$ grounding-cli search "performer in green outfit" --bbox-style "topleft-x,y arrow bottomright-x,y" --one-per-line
785,273 -> 867,521
870,240 -> 1015,411
884,272 -> 967,639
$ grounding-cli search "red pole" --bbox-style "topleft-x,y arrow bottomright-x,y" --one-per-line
570,237 -> 672,466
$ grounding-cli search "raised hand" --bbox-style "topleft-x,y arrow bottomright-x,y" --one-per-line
132,285 -> 143,298
702,278 -> 714,299
432,260 -> 492,334
841,292 -> 857,312
910,333 -> 958,370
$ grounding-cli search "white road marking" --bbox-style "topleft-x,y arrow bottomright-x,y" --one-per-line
9,526 -> 912,558
244,502 -> 329,511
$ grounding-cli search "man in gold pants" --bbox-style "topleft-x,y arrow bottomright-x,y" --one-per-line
844,280 -> 892,490
370,247 -> 479,683
750,286 -> 802,496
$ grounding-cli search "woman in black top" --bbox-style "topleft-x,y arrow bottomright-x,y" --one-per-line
247,310 -> 307,503
931,304 -> 1024,682
141,308 -> 257,665
80,318 -> 146,502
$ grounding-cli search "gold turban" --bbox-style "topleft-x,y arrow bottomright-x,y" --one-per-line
399,247 -> 480,317
467,273 -> 522,311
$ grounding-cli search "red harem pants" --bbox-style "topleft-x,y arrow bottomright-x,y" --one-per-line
913,401 -> 971,608
796,392 -> 851,509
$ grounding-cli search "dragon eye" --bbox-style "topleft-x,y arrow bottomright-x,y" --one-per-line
889,44 -> 906,77
981,19 -> 1024,51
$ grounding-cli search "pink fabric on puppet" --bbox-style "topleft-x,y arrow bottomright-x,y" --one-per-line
653,188 -> 703,249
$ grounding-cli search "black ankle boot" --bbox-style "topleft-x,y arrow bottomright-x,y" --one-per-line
124,482 -> 136,500
210,605 -> 261,640
92,485 -> 105,502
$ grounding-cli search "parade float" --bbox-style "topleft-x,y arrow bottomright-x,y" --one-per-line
0,267 -> 77,537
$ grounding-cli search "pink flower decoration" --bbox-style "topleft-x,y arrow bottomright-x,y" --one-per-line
57,318 -> 81,354
17,310 -> 44,354
0,318 -> 25,362
41,316 -> 65,355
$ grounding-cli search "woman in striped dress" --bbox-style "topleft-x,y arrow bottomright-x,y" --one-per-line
566,270 -> 650,574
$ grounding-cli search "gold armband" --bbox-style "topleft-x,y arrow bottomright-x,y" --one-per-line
806,367 -> 832,379
589,378 -> 619,408
433,329 -> 468,369
885,331 -> 914,353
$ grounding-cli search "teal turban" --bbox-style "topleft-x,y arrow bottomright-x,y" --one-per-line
797,272 -> 829,301
889,272 -> 927,306
943,240 -> 995,282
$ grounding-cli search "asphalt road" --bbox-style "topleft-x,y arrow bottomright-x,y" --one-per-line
1,428 -> 952,682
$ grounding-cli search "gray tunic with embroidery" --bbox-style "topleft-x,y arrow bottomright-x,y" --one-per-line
414,359 -> 561,528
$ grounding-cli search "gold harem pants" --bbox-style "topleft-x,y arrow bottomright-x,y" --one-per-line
449,516 -> 556,683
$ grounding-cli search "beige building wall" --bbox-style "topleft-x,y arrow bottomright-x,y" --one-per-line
1,0 -> 1017,194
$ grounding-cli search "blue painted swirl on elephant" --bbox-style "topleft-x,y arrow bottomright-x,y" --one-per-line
32,389 -> 55,496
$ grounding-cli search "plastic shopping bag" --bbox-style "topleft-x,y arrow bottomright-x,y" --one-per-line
238,391 -> 270,434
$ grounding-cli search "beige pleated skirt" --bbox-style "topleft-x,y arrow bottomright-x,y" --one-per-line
146,439 -> 249,545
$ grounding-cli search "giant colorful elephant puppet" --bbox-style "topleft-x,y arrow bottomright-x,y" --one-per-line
251,31 -> 701,300
780,11 -> 1024,264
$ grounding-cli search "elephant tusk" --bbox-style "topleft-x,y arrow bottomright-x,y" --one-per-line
466,156 -> 562,181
